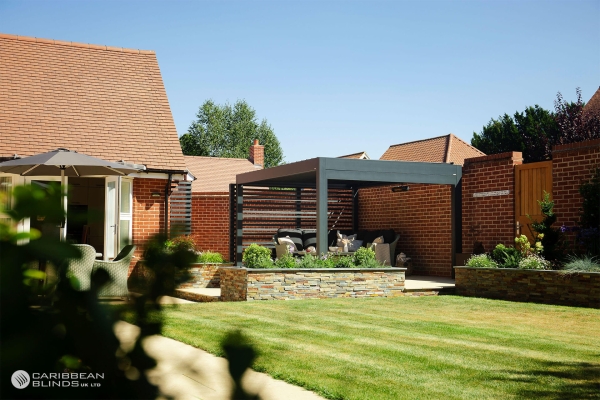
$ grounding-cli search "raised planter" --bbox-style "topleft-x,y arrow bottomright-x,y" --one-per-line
454,266 -> 600,308
175,262 -> 234,289
219,267 -> 406,301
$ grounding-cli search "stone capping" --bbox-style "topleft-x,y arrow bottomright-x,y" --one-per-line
463,151 -> 523,165
454,266 -> 600,275
239,267 -> 407,273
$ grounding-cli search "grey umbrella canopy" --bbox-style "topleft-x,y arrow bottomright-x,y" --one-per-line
0,148 -> 143,241
0,148 -> 141,176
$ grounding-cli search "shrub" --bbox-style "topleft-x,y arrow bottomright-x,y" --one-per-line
274,253 -> 297,269
492,244 -> 522,268
515,234 -> 543,257
242,244 -> 273,269
197,251 -> 225,263
354,247 -> 380,268
466,254 -> 498,268
562,255 -> 600,272
167,235 -> 196,252
518,254 -> 550,270
334,255 -> 355,268
530,191 -> 564,263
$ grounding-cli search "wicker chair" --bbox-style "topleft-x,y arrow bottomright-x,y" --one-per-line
92,245 -> 136,298
65,244 -> 97,291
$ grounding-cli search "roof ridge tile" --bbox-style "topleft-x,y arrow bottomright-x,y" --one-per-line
0,32 -> 153,54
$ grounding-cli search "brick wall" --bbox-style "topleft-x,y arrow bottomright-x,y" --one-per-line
131,178 -> 167,274
461,152 -> 523,255
358,184 -> 453,277
190,192 -> 231,260
455,267 -> 600,308
552,139 -> 600,242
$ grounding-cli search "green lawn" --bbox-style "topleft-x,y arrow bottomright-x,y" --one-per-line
128,296 -> 600,400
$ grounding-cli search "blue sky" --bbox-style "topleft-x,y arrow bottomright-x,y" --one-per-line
1,0 -> 598,162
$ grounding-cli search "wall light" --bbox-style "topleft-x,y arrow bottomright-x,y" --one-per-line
391,185 -> 409,192
151,192 -> 161,198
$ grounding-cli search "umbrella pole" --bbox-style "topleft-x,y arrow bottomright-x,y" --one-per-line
61,168 -> 67,242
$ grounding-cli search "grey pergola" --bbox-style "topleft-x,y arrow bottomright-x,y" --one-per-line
234,157 -> 462,265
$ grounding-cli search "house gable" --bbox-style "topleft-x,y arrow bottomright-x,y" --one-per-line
0,33 -> 186,171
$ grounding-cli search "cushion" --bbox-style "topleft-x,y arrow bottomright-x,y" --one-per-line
277,228 -> 304,251
302,229 -> 317,250
372,236 -> 384,244
348,239 -> 363,251
278,236 -> 297,252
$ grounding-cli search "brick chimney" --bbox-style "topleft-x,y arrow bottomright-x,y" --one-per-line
249,139 -> 264,168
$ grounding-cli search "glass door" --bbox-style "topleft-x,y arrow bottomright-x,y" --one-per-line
104,177 -> 119,260
119,178 -> 133,252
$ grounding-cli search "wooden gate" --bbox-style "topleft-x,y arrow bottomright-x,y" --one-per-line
515,161 -> 553,242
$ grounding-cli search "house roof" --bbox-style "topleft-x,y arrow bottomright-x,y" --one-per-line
380,134 -> 485,165
338,151 -> 370,160
583,86 -> 600,121
184,156 -> 260,192
0,33 -> 186,171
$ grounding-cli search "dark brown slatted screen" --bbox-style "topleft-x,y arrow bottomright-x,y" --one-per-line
230,186 -> 354,263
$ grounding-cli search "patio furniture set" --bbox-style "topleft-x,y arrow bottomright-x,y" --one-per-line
66,244 -> 136,297
273,228 -> 400,266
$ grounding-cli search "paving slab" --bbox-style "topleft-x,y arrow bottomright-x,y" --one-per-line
114,321 -> 325,400
404,275 -> 455,290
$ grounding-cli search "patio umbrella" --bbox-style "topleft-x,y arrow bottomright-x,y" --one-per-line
0,148 -> 142,241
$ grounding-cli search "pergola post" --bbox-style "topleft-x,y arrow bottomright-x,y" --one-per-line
316,160 -> 328,254
236,184 -> 244,266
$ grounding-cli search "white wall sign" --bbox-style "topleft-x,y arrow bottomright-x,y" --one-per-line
473,190 -> 510,198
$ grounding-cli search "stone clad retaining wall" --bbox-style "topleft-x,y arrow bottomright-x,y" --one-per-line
175,263 -> 233,289
219,267 -> 406,301
454,267 -> 600,308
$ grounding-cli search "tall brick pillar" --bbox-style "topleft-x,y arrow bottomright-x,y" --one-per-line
249,139 -> 264,168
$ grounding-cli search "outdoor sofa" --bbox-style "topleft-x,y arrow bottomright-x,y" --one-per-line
273,228 -> 399,266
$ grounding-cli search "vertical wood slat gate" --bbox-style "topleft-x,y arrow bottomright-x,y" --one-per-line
229,185 -> 354,264
515,161 -> 552,242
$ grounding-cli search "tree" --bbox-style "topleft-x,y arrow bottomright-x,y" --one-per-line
180,100 -> 284,168
471,105 -> 559,163
554,87 -> 600,145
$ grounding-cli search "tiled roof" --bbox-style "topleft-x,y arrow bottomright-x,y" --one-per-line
583,86 -> 600,121
338,151 -> 370,159
0,33 -> 186,171
184,156 -> 260,192
380,134 -> 485,165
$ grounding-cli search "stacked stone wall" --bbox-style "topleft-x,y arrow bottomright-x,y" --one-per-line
454,267 -> 600,308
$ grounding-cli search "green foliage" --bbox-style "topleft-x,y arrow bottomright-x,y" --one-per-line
334,255 -> 355,268
554,88 -> 600,145
165,235 -> 196,253
242,243 -> 274,269
578,167 -> 600,256
466,254 -> 498,268
518,254 -> 550,270
471,106 -> 559,163
197,251 -> 225,263
180,99 -> 284,168
530,191 -> 563,263
562,255 -> 600,272
274,252 -> 297,268
354,246 -> 380,267
515,234 -> 543,257
491,244 -> 522,268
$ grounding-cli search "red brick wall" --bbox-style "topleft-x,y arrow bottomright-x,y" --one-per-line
131,178 -> 167,273
191,192 -> 231,260
461,152 -> 522,255
358,184 -> 454,277
552,139 -> 600,242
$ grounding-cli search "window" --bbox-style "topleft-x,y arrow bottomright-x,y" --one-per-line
119,179 -> 133,251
